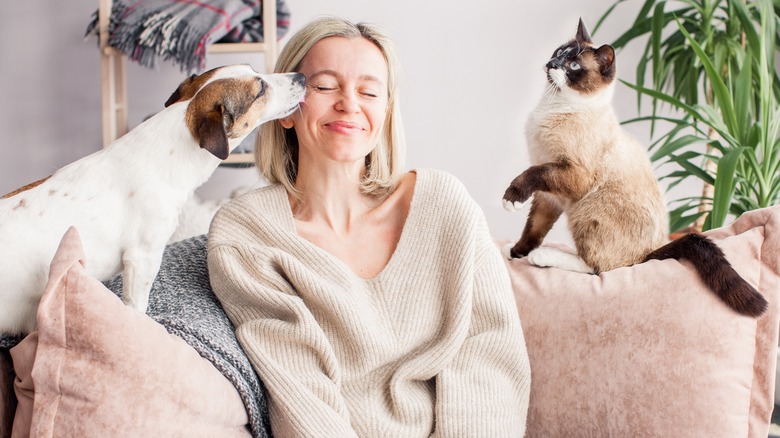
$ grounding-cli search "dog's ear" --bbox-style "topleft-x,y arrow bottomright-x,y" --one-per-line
165,86 -> 183,107
195,105 -> 231,160
165,74 -> 196,107
165,69 -> 226,107
187,77 -> 260,160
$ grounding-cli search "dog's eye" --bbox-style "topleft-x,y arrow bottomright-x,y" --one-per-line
569,62 -> 581,71
256,79 -> 267,98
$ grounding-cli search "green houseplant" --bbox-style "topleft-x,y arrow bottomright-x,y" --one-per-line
595,0 -> 780,232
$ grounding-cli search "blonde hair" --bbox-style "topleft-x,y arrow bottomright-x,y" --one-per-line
255,16 -> 406,198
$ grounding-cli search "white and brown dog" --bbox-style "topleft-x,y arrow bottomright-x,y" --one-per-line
0,64 -> 306,335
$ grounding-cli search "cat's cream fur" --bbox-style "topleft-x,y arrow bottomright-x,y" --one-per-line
503,19 -> 667,273
502,19 -> 767,317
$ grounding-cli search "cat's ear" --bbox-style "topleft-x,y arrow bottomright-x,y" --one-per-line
576,18 -> 593,44
595,44 -> 616,79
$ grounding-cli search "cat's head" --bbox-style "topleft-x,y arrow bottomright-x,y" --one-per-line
545,19 -> 616,97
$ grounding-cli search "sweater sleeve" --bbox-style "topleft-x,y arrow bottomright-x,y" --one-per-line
432,220 -> 531,437
208,242 -> 359,438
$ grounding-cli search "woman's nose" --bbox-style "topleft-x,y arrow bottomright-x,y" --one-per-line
335,90 -> 360,113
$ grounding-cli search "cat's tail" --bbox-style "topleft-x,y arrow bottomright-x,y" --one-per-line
643,233 -> 767,317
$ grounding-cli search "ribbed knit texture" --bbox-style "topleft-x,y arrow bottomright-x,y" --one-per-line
208,168 -> 531,437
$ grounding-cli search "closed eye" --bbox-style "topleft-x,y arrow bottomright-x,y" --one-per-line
256,79 -> 267,98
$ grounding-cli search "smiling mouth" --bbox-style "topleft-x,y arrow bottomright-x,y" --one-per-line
327,121 -> 362,131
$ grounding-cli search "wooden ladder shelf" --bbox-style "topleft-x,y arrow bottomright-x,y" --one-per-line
98,0 -> 278,164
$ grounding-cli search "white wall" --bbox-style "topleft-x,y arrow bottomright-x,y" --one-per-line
0,0 -> 686,242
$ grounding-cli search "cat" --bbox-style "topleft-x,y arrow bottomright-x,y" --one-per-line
501,19 -> 767,317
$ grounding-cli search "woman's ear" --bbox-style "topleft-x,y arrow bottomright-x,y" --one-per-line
280,116 -> 294,129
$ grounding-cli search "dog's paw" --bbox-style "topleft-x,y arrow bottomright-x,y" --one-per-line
123,295 -> 150,315
527,247 -> 594,274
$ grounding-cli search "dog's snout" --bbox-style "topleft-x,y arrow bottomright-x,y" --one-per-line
292,73 -> 306,87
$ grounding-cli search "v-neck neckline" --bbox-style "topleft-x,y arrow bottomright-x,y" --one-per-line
277,170 -> 422,282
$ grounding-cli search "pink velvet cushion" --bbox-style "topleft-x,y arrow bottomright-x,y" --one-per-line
508,205 -> 780,437
10,227 -> 251,437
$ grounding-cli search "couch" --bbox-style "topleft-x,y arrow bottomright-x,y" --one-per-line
2,204 -> 779,437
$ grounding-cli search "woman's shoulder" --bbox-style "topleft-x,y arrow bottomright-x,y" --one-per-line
413,168 -> 462,187
408,169 -> 493,253
409,168 -> 487,235
209,184 -> 289,240
216,184 -> 286,216
412,168 -> 477,209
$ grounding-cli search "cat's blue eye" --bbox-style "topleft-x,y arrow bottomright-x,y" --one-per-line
556,49 -> 563,57
569,62 -> 581,71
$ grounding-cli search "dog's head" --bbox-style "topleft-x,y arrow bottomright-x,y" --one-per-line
165,64 -> 306,160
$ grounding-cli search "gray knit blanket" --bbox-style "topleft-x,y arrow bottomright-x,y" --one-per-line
104,235 -> 271,437
85,0 -> 291,72
0,235 -> 272,437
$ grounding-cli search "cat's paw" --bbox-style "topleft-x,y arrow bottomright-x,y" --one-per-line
526,247 -> 555,268
502,198 -> 526,212
502,186 -> 531,212
527,247 -> 595,274
502,194 -> 533,213
501,242 -> 516,260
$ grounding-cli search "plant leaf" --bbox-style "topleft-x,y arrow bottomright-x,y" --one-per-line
706,147 -> 747,230
674,17 -> 740,137
650,134 -> 708,161
668,151 -> 716,185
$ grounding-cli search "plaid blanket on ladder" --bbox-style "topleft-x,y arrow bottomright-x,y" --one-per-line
85,0 -> 291,73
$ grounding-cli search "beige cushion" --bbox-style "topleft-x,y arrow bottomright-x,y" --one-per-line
508,205 -> 780,437
10,227 -> 251,437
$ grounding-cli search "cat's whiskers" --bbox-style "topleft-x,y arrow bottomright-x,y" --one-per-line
541,79 -> 559,106
543,85 -> 558,106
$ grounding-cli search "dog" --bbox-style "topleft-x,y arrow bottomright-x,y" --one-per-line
0,64 -> 306,335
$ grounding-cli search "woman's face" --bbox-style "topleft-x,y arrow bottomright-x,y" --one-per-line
283,36 -> 389,168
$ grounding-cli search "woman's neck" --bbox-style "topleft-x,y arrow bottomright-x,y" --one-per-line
290,163 -> 379,234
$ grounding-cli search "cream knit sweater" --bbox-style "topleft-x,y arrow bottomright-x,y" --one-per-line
207,169 -> 531,437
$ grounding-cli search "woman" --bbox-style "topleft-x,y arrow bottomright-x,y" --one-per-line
208,16 -> 531,437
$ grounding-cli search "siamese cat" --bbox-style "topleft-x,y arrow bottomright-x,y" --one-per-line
502,19 -> 767,317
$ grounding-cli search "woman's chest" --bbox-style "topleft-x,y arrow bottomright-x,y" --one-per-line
295,217 -> 402,280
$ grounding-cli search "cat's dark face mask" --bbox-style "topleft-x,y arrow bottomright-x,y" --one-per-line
546,46 -> 577,70
545,19 -> 616,89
